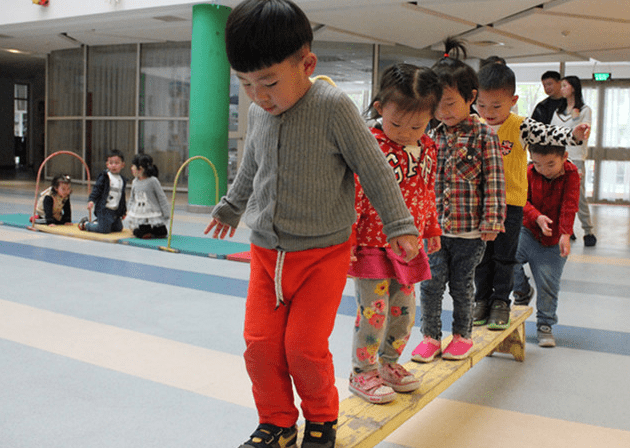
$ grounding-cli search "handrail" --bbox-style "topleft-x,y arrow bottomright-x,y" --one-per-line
29,151 -> 91,230
161,155 -> 219,252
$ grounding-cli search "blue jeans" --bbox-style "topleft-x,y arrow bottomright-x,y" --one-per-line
475,205 -> 523,306
420,236 -> 486,340
513,227 -> 567,328
85,208 -> 123,234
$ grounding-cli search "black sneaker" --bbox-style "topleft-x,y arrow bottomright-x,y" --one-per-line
302,420 -> 337,448
239,424 -> 297,448
584,234 -> 597,247
513,285 -> 534,306
472,301 -> 491,326
78,217 -> 89,231
487,300 -> 511,330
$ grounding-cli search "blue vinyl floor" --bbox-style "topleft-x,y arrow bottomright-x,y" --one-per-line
1,178 -> 629,448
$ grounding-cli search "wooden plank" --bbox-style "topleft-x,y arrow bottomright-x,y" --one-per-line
334,305 -> 533,448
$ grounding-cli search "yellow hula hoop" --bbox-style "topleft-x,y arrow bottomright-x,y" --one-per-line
161,155 -> 219,252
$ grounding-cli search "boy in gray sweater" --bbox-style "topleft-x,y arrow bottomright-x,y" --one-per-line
205,1 -> 420,447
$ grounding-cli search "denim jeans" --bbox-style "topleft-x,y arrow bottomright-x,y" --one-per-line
513,227 -> 567,328
85,208 -> 123,234
420,236 -> 486,340
474,205 -> 523,306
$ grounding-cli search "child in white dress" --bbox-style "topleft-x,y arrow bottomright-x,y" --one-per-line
127,154 -> 170,239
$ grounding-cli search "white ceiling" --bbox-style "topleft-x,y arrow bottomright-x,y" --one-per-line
1,0 -> 630,73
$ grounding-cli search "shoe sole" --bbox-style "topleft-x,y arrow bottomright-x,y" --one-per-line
411,350 -> 441,363
442,350 -> 473,360
538,340 -> 556,348
487,320 -> 510,330
473,318 -> 488,326
382,380 -> 420,393
348,385 -> 396,404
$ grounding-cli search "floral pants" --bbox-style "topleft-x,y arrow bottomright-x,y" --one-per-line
351,277 -> 416,373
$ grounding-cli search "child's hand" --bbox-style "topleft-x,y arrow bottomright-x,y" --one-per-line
349,246 -> 357,264
536,215 -> 553,236
573,123 -> 590,142
204,218 -> 236,239
87,201 -> 94,211
390,234 -> 419,262
426,236 -> 441,254
559,234 -> 571,257
481,231 -> 499,242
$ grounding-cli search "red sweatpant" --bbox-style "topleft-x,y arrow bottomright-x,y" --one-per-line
244,241 -> 351,427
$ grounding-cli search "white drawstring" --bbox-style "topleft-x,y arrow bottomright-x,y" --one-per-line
274,250 -> 286,309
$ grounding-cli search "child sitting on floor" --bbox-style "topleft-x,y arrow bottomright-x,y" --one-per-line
33,174 -> 73,226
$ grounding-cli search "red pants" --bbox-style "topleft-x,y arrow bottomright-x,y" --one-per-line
244,241 -> 351,427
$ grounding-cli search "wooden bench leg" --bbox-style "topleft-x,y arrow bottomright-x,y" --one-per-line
493,321 -> 527,361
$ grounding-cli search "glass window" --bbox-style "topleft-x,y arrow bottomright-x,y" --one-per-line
599,161 -> 630,202
140,42 -> 191,118
46,121 -> 83,179
312,41 -> 373,112
87,45 -> 137,117
138,120 -> 188,183
602,86 -> 630,148
86,120 -> 135,179
48,48 -> 83,117
515,82 -> 545,118
582,87 -> 598,147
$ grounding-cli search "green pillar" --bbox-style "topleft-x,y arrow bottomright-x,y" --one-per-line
188,4 -> 232,209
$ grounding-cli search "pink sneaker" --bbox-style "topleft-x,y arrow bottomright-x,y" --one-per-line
379,362 -> 420,392
411,336 -> 441,363
442,334 -> 473,360
349,369 -> 396,404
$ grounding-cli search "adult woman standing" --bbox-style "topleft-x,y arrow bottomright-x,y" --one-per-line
551,75 -> 597,246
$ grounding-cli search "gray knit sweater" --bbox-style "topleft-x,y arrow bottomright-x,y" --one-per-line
211,79 -> 417,251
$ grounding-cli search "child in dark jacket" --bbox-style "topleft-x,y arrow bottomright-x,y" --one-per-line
79,149 -> 127,233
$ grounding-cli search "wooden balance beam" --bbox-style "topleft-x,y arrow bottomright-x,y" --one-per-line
334,305 -> 533,448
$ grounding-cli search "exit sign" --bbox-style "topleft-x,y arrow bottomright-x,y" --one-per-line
593,72 -> 611,81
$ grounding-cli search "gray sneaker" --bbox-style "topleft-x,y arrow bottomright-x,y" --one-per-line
513,285 -> 534,306
537,325 -> 556,348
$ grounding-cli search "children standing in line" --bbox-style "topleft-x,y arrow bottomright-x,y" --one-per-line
348,64 -> 442,404
34,174 -> 73,225
473,62 -> 590,330
204,2 -> 420,447
78,149 -> 127,234
126,154 -> 170,239
513,144 -> 580,347
411,38 -> 506,364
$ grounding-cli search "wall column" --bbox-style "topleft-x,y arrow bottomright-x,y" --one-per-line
188,3 -> 232,210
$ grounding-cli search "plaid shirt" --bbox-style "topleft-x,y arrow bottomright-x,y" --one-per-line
429,115 -> 506,235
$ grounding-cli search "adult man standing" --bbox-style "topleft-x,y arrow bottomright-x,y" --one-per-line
531,71 -> 564,124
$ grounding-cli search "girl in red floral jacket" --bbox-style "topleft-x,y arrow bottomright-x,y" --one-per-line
348,63 -> 443,404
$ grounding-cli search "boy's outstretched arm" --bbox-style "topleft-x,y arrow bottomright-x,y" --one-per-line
204,218 -> 236,239
572,123 -> 590,142
389,234 -> 419,262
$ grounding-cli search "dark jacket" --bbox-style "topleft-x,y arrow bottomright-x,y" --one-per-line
89,170 -> 127,219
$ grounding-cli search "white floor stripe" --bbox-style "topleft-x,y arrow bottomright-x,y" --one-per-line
386,397 -> 630,447
0,299 -> 351,409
